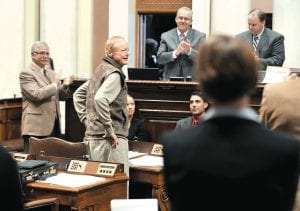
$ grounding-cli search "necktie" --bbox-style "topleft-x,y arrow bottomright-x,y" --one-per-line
253,36 -> 259,51
43,69 -> 51,83
179,33 -> 185,42
192,119 -> 199,126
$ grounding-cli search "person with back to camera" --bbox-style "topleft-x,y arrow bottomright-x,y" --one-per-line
236,8 -> 285,70
161,34 -> 300,211
73,36 -> 130,176
174,91 -> 208,132
157,6 -> 206,80
127,94 -> 151,141
19,41 -> 74,153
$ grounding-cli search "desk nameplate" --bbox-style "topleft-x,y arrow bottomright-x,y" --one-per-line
67,159 -> 124,178
151,144 -> 163,156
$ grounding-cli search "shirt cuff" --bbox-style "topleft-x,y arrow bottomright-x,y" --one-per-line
172,50 -> 177,59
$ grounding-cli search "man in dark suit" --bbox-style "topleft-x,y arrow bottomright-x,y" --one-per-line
161,35 -> 300,211
174,91 -> 208,132
236,9 -> 285,70
19,41 -> 73,152
157,6 -> 206,80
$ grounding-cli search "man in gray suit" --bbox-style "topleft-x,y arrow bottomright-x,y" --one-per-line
157,6 -> 206,80
19,41 -> 73,152
236,9 -> 285,70
174,91 -> 208,132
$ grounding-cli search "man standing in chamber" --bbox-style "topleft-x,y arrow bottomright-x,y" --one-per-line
236,9 -> 285,70
73,36 -> 130,176
19,41 -> 73,152
157,6 -> 206,80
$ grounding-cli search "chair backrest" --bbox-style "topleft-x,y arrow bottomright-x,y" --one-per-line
111,199 -> 158,211
24,198 -> 59,211
29,137 -> 87,160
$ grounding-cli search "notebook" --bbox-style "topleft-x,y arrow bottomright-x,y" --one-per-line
127,67 -> 160,80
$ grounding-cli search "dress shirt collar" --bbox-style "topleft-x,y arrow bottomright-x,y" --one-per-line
204,106 -> 259,122
31,61 -> 45,74
177,28 -> 188,37
253,27 -> 264,41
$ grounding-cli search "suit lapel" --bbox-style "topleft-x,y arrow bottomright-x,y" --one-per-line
172,29 -> 180,45
31,63 -> 50,85
246,32 -> 253,46
257,30 -> 268,54
186,29 -> 193,43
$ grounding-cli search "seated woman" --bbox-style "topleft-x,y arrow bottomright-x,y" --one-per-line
127,94 -> 151,141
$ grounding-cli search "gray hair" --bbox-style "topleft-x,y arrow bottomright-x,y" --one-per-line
176,6 -> 193,19
31,41 -> 49,54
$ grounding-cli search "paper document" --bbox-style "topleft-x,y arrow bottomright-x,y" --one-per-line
129,155 -> 164,167
128,151 -> 147,159
38,173 -> 105,188
262,66 -> 290,83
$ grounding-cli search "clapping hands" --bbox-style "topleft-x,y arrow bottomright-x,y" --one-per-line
176,40 -> 191,56
55,70 -> 75,87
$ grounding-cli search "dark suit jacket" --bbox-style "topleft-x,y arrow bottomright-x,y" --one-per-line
19,62 -> 69,136
128,117 -> 151,141
236,28 -> 285,70
161,117 -> 300,211
174,117 -> 192,132
0,146 -> 24,210
157,28 -> 206,80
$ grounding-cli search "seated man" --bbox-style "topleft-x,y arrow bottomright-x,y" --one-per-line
174,91 -> 208,132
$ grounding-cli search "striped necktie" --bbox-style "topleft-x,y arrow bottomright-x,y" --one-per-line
253,36 -> 259,51
179,33 -> 185,42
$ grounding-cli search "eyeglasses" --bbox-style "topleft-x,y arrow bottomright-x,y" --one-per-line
177,16 -> 191,21
34,51 -> 50,56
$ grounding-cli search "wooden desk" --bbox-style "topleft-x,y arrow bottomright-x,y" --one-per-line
25,173 -> 128,211
129,141 -> 170,211
130,165 -> 169,211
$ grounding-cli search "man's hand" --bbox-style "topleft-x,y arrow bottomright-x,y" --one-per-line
103,131 -> 119,149
63,75 -> 75,87
176,40 -> 191,56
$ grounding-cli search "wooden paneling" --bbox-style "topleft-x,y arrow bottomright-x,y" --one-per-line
65,79 -> 264,143
136,0 -> 192,13
0,100 -> 22,144
93,0 -> 109,72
